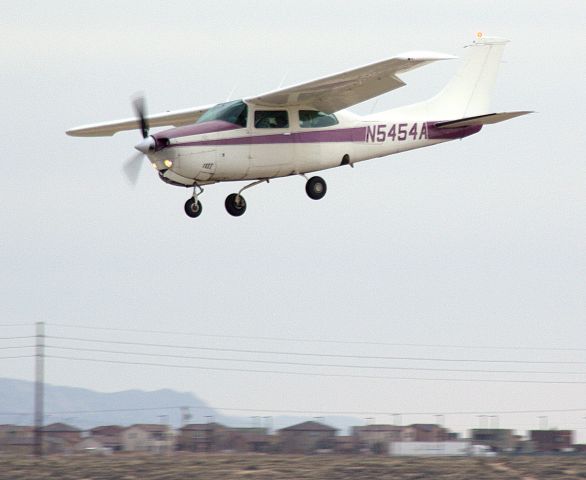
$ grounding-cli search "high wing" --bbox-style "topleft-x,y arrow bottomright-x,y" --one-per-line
66,103 -> 215,137
245,51 -> 456,113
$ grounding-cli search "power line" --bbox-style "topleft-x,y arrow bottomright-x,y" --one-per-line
0,345 -> 34,350
0,355 -> 35,360
45,345 -> 586,376
0,336 -> 35,340
46,355 -> 586,385
48,322 -> 586,352
0,323 -> 31,328
47,335 -> 586,365
1,404 -> 586,418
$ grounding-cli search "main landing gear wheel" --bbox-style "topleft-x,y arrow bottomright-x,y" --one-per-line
225,193 -> 247,217
184,198 -> 203,218
305,176 -> 327,200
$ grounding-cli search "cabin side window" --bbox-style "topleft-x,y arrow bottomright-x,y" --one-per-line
254,110 -> 289,128
197,100 -> 248,127
299,110 -> 338,128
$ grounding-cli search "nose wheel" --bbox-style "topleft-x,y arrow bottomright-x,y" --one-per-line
305,176 -> 327,200
184,183 -> 204,218
225,193 -> 247,216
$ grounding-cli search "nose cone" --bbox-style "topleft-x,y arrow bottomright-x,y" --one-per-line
134,136 -> 156,154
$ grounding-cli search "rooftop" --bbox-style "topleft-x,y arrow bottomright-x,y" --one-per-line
279,421 -> 337,432
42,423 -> 81,433
180,422 -> 226,431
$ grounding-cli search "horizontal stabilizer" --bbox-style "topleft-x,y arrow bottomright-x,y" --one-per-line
435,111 -> 533,129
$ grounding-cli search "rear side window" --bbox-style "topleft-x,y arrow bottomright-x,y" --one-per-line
299,110 -> 338,128
254,110 -> 289,128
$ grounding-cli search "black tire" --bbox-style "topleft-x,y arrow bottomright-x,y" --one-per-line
305,176 -> 327,200
225,193 -> 247,217
184,198 -> 203,218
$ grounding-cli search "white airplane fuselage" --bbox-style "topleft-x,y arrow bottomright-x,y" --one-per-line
67,36 -> 529,218
149,105 -> 480,188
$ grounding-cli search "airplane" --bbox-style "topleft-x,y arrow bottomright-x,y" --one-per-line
67,34 -> 531,218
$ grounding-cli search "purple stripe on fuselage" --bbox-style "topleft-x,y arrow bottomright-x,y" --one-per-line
426,122 -> 482,140
171,127 -> 367,147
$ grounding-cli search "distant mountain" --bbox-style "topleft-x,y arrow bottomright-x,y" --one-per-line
0,377 -> 216,429
0,377 -> 363,433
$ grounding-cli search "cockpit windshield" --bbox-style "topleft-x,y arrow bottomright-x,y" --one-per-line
197,100 -> 248,127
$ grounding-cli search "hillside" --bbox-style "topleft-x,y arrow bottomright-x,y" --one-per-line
0,377 -> 363,432
0,377 -> 216,429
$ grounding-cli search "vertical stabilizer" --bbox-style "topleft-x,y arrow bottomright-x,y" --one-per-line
385,36 -> 509,120
432,36 -> 508,118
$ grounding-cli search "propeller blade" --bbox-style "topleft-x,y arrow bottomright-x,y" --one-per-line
132,94 -> 149,139
122,152 -> 146,186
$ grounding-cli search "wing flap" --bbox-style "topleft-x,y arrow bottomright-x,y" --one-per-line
246,51 -> 456,113
66,104 -> 215,137
435,111 -> 533,129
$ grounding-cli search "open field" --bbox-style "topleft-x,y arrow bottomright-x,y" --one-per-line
2,454 -> 586,480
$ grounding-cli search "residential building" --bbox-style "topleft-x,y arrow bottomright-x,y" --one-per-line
0,425 -> 33,444
41,423 -> 82,445
121,424 -> 174,453
352,424 -> 403,453
0,425 -> 34,455
0,424 -> 79,455
334,435 -> 355,454
223,428 -> 271,452
89,425 -> 124,451
177,422 -> 228,452
278,421 -> 337,454
470,429 -> 515,452
402,424 -> 449,442
530,430 -> 574,452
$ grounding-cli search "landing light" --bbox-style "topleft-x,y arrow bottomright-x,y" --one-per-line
163,159 -> 173,168
151,163 -> 158,170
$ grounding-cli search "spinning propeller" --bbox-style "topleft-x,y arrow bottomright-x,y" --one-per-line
122,94 -> 155,186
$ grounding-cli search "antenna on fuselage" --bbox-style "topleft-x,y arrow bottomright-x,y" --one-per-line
225,83 -> 239,102
277,71 -> 289,89
369,97 -> 380,115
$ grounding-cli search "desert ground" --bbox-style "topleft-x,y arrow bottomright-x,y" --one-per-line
1,454 -> 586,480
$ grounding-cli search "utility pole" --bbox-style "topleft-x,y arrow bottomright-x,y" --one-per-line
181,406 -> 192,427
262,416 -> 273,434
490,415 -> 499,428
393,413 -> 402,426
34,322 -> 44,457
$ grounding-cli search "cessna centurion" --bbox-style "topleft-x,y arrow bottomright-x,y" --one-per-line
67,34 -> 530,218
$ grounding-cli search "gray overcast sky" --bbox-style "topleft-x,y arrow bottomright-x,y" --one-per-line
1,1 -> 585,439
